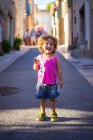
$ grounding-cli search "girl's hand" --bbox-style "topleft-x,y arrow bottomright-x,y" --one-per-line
33,57 -> 40,70
58,81 -> 63,88
33,57 -> 40,64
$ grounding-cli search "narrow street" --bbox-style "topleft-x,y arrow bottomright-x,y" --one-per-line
0,48 -> 93,140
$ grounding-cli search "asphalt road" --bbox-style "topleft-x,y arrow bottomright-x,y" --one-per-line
0,48 -> 93,140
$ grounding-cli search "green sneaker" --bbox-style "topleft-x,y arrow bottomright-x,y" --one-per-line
36,113 -> 46,121
51,112 -> 58,122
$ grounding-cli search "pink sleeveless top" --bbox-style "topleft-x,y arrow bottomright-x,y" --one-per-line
37,55 -> 58,84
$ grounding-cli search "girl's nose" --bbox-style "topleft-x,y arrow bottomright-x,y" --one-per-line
47,44 -> 50,47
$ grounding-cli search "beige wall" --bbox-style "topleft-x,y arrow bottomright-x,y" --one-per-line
72,0 -> 90,51
0,0 -> 16,46
61,0 -> 72,49
15,0 -> 27,39
27,0 -> 34,31
35,10 -> 52,35
89,0 -> 93,56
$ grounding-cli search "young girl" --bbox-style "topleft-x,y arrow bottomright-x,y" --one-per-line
33,35 -> 63,122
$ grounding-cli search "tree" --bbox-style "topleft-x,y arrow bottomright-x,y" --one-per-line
46,3 -> 52,11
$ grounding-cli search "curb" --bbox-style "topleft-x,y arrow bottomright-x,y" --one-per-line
57,47 -> 93,86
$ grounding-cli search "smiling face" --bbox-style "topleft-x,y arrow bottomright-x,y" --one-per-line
42,38 -> 54,55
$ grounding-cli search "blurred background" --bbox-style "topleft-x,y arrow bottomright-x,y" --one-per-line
0,0 -> 93,58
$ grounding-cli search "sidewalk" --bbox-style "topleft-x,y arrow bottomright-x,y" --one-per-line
0,45 -> 93,86
58,45 -> 93,86
0,45 -> 31,72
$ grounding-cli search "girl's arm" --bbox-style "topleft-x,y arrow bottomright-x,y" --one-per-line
33,58 -> 40,70
56,58 -> 63,87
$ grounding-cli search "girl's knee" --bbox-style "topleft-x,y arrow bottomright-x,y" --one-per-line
50,99 -> 55,103
40,99 -> 46,102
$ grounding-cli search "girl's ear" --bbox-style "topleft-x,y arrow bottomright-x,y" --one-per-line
42,47 -> 44,52
40,46 -> 42,49
38,45 -> 44,53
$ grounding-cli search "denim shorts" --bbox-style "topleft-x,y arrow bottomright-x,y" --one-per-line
35,83 -> 60,99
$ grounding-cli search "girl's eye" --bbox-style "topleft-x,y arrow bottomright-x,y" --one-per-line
46,43 -> 53,46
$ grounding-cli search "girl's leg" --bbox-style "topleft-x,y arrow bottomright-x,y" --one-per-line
35,99 -> 46,121
49,99 -> 58,121
40,99 -> 46,113
49,99 -> 56,113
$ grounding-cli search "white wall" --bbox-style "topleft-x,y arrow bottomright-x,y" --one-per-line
0,23 -> 2,43
35,10 -> 52,35
85,0 -> 90,50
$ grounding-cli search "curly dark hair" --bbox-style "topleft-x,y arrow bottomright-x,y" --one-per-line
37,35 -> 58,53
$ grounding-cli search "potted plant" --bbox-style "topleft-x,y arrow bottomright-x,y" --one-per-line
2,39 -> 11,53
14,37 -> 22,50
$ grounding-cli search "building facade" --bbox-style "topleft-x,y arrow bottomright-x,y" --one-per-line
35,9 -> 52,35
0,0 -> 16,52
71,0 -> 93,57
50,0 -> 72,47
15,0 -> 35,39
89,0 -> 93,57
72,0 -> 90,56
50,1 -> 62,45
51,0 -> 93,58
15,0 -> 27,39
26,0 -> 35,31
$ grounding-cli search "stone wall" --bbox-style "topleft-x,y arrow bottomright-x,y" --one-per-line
0,0 -> 16,45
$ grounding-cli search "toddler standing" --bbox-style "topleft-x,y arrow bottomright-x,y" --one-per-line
33,35 -> 63,121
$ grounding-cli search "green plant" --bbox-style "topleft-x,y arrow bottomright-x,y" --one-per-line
14,37 -> 22,50
46,3 -> 52,10
2,39 -> 11,53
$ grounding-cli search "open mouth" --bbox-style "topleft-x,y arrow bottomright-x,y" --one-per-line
46,46 -> 51,50
46,48 -> 51,51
